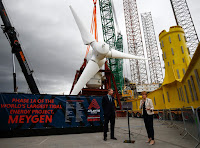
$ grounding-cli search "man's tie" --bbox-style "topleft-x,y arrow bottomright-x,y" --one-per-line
109,96 -> 112,102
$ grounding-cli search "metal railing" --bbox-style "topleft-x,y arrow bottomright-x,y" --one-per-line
181,107 -> 199,145
195,106 -> 200,148
169,108 -> 184,130
156,106 -> 200,148
155,109 -> 173,126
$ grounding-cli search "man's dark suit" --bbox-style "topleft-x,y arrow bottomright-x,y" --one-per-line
102,95 -> 115,139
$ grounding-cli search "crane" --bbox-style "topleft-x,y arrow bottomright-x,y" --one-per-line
0,0 -> 39,94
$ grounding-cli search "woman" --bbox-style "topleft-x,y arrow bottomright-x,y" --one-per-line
139,91 -> 155,145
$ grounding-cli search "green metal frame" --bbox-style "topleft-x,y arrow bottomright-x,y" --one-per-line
99,0 -> 123,93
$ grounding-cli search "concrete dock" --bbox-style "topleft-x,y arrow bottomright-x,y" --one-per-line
0,118 -> 197,148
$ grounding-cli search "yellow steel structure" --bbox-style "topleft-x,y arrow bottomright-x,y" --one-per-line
160,26 -> 191,84
121,26 -> 200,117
148,26 -> 200,110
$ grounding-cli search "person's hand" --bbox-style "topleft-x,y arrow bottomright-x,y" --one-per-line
146,107 -> 150,110
141,100 -> 144,105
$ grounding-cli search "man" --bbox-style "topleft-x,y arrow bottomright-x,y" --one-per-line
102,88 -> 117,141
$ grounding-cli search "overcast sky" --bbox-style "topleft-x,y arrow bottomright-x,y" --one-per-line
0,0 -> 199,95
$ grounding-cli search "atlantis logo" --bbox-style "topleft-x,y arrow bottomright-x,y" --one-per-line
87,99 -> 100,114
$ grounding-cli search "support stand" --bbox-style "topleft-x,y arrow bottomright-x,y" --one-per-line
124,109 -> 135,143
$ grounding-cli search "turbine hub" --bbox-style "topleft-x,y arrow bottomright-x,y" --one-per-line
91,42 -> 109,61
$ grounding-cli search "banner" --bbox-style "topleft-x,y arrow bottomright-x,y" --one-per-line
0,93 -> 104,134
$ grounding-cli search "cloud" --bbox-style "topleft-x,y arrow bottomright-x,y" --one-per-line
0,0 -> 199,94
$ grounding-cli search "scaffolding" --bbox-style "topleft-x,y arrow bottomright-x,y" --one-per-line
123,0 -> 148,84
141,12 -> 163,84
170,0 -> 199,57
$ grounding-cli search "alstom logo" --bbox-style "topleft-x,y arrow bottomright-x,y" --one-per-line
88,99 -> 100,109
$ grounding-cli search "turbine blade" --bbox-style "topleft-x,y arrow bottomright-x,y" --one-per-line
69,6 -> 95,45
106,49 -> 147,60
70,60 -> 100,95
